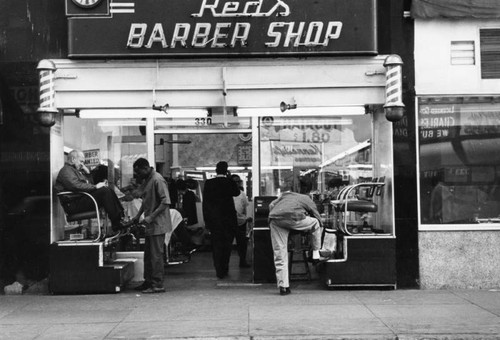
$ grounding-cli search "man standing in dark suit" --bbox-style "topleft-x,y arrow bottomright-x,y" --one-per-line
202,161 -> 240,279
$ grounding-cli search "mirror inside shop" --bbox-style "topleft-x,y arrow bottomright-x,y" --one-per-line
58,111 -> 394,243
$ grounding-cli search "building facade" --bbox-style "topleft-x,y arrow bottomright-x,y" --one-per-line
412,0 -> 500,288
1,0 -> 422,291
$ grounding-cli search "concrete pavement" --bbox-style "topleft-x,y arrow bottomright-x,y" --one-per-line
1,251 -> 500,339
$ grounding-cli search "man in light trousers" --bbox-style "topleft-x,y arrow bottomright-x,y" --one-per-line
268,184 -> 323,296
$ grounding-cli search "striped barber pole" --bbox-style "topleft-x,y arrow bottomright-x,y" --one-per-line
383,55 -> 404,107
39,70 -> 55,110
383,55 -> 405,122
36,60 -> 58,127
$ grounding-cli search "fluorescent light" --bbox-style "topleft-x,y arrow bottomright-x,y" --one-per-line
237,106 -> 366,117
79,109 -> 161,119
164,109 -> 208,118
261,166 -> 294,170
78,109 -> 208,119
270,118 -> 353,126
97,119 -> 146,127
319,140 -> 371,168
154,119 -> 207,127
195,166 -> 246,171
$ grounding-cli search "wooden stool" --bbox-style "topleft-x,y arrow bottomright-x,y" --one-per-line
288,230 -> 311,281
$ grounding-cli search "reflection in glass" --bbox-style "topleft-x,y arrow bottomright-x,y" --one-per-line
418,98 -> 500,224
259,115 -> 373,198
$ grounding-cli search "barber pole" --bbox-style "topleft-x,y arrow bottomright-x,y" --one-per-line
36,60 -> 58,127
383,55 -> 405,122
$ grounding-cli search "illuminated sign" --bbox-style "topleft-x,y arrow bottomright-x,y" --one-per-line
67,0 -> 377,57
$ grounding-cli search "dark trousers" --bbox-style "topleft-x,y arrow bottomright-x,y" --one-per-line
67,187 -> 124,225
235,223 -> 248,264
172,222 -> 193,247
210,228 -> 235,278
144,234 -> 165,288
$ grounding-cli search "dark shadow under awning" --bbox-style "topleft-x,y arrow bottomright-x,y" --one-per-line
411,0 -> 500,19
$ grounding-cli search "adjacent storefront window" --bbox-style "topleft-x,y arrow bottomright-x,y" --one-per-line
418,97 -> 500,228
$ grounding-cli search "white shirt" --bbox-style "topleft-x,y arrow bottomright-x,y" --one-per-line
233,190 -> 249,226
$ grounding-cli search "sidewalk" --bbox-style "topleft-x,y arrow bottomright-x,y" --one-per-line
1,251 -> 500,340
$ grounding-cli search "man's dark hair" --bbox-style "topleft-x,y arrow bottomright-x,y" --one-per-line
133,157 -> 150,169
176,178 -> 187,191
186,178 -> 198,189
215,161 -> 228,175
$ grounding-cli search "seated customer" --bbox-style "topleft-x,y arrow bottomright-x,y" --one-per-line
166,208 -> 198,253
183,178 -> 200,228
268,181 -> 323,296
54,149 -> 126,231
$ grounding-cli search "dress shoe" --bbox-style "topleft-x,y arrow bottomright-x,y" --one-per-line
307,255 -> 320,265
142,287 -> 166,294
134,282 -> 151,291
184,244 -> 198,254
308,254 -> 333,265
216,270 -> 228,279
112,220 -> 133,232
279,287 -> 291,296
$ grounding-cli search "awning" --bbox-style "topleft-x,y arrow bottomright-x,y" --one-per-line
411,0 -> 500,19
46,58 -> 388,111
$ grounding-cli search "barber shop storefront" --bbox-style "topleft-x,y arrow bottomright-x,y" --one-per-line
41,0 -> 405,293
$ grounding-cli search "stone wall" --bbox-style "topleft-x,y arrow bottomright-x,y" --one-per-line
419,231 -> 500,289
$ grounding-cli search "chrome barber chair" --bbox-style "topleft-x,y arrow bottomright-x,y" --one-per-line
52,191 -> 134,294
333,177 -> 385,235
57,191 -> 104,242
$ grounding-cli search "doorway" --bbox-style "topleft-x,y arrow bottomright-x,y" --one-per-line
155,130 -> 254,283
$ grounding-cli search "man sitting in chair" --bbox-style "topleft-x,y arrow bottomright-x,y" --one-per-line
268,181 -> 323,296
54,149 -> 126,231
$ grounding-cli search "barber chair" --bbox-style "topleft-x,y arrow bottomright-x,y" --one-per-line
333,177 -> 385,235
51,191 -> 134,294
320,177 -> 396,289
57,191 -> 105,242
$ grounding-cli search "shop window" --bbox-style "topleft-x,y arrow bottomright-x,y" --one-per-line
259,115 -> 374,198
258,112 -> 394,234
63,116 -> 147,220
480,28 -> 500,79
418,97 -> 500,227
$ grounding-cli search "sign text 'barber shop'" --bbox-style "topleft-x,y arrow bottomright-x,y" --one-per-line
127,0 -> 343,50
67,0 -> 377,57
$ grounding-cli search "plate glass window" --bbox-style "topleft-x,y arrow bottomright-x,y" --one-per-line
418,97 -> 500,226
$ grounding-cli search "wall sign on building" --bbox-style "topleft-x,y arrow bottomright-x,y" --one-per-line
66,0 -> 377,57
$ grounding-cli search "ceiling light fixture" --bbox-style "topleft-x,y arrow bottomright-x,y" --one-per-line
237,106 -> 366,117
78,108 -> 208,119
